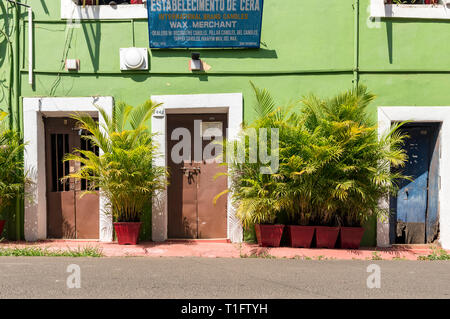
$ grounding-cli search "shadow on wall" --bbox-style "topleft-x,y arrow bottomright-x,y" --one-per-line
0,2 -> 34,100
385,18 -> 450,65
386,20 -> 392,64
151,48 -> 278,60
39,0 -> 49,15
82,21 -> 102,73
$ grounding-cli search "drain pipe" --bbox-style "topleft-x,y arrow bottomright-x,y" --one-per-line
7,0 -> 32,240
7,0 -> 31,129
10,1 -> 20,132
27,6 -> 32,86
353,0 -> 360,89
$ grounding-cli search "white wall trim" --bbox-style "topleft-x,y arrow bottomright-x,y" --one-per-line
23,96 -> 114,242
151,93 -> 243,243
377,106 -> 450,250
370,0 -> 450,20
61,0 -> 148,20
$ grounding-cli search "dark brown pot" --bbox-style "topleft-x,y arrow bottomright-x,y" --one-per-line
286,225 -> 315,248
315,226 -> 339,248
255,224 -> 284,247
0,220 -> 5,237
114,222 -> 142,245
339,227 -> 365,249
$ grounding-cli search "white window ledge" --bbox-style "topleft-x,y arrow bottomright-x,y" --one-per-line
61,0 -> 148,20
371,0 -> 450,20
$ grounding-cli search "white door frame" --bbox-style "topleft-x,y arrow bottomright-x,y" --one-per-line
378,106 -> 450,249
22,96 -> 114,242
151,93 -> 244,243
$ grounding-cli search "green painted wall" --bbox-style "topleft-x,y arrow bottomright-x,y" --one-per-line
2,0 -> 450,244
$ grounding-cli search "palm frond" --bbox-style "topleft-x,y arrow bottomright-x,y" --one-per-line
250,81 -> 276,120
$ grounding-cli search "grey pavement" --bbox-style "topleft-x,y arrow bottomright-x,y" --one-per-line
0,257 -> 449,298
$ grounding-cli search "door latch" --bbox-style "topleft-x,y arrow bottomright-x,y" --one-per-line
181,166 -> 201,184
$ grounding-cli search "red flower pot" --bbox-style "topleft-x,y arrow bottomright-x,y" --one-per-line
130,0 -> 143,3
0,220 -> 5,237
255,224 -> 284,247
286,225 -> 315,248
114,222 -> 142,245
339,227 -> 365,249
315,226 -> 339,248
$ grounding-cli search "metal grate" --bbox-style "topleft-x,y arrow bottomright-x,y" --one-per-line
80,136 -> 99,191
50,133 -> 70,192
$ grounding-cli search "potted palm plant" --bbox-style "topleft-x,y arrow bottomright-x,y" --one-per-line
223,83 -> 409,250
64,101 -> 168,245
230,160 -> 284,247
223,83 -> 286,247
0,111 -> 29,239
276,123 -> 318,248
333,120 -> 409,249
300,86 -> 409,249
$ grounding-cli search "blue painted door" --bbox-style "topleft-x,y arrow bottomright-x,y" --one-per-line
395,125 -> 440,244
426,129 -> 440,243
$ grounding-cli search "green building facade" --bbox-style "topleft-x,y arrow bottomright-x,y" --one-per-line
1,0 -> 450,248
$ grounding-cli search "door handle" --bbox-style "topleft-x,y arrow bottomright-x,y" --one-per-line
181,167 -> 200,174
181,167 -> 193,177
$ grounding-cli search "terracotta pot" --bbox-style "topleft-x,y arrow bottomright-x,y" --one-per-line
339,227 -> 365,249
0,220 -> 5,237
286,225 -> 315,248
255,224 -> 284,247
314,226 -> 339,248
114,222 -> 142,245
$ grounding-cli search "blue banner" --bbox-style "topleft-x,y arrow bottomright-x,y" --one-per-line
148,0 -> 264,48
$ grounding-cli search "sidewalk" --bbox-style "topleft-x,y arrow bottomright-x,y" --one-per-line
0,239 -> 447,260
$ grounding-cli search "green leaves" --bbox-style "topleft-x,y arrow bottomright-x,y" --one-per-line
229,84 -> 409,229
0,113 -> 29,210
250,81 -> 276,120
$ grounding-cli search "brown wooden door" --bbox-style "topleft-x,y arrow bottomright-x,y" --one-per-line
45,117 -> 99,239
167,114 -> 228,239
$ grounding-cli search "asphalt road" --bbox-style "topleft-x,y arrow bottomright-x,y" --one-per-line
0,257 -> 449,298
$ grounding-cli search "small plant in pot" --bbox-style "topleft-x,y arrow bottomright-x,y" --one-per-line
0,111 -> 30,239
64,101 -> 168,245
230,163 -> 284,247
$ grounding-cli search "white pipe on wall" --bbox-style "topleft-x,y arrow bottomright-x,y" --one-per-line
28,6 -> 33,86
